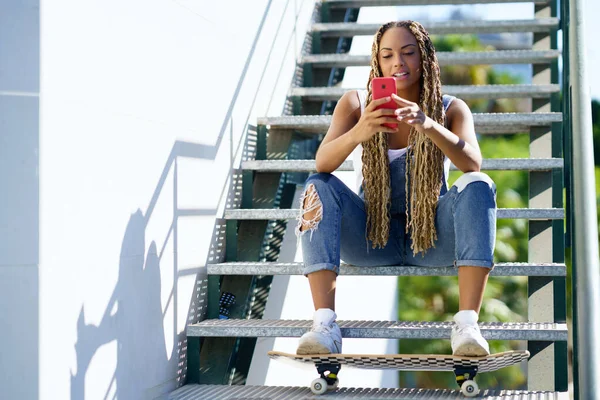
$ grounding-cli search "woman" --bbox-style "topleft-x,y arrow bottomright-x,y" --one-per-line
295,20 -> 497,357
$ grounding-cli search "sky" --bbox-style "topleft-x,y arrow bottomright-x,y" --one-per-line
345,0 -> 600,101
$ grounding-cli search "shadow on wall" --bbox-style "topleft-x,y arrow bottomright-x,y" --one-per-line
69,210 -> 182,399
67,1 -> 275,393
68,136 -> 235,399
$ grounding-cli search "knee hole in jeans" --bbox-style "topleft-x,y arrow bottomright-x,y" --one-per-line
295,183 -> 323,239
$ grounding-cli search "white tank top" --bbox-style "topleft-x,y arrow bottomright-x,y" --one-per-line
351,89 -> 453,192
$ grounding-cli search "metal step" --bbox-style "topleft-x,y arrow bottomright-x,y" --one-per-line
312,18 -> 559,36
290,84 -> 560,101
168,384 -> 568,399
222,208 -> 565,220
188,319 -> 568,341
207,261 -> 566,277
324,0 -> 550,7
242,158 -> 563,172
302,50 -> 560,68
256,113 -> 562,134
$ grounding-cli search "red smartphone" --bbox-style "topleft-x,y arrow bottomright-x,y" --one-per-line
371,77 -> 397,129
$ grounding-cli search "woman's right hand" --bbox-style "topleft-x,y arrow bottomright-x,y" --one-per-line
350,96 -> 399,144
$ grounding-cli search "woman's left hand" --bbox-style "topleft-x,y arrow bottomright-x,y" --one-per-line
392,93 -> 433,132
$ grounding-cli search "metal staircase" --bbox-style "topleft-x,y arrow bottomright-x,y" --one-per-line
170,0 -> 573,398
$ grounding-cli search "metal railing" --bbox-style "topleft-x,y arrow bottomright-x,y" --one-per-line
564,0 -> 600,398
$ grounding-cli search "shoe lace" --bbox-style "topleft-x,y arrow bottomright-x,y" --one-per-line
312,321 -> 333,334
455,323 -> 480,336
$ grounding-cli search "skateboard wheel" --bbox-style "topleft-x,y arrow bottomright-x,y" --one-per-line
310,378 -> 328,395
460,380 -> 479,397
327,378 -> 339,391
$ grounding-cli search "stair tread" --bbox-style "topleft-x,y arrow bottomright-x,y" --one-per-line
313,18 -> 558,36
302,50 -> 560,67
324,0 -> 550,7
207,261 -> 566,276
257,113 -> 562,134
220,208 -> 565,220
188,319 -> 568,340
242,158 -> 563,172
312,18 -> 559,35
169,384 -> 568,399
290,84 -> 560,100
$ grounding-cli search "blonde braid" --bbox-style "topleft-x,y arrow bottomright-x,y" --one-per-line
362,21 -> 446,254
362,23 -> 393,249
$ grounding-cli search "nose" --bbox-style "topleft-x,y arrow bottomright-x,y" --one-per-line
393,55 -> 404,68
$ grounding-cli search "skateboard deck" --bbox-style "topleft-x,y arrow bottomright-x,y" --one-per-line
268,350 -> 530,397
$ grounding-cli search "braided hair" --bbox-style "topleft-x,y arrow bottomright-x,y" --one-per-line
363,20 -> 445,255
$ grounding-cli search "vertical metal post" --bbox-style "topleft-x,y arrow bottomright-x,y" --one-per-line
569,0 -> 600,397
256,125 -> 267,160
559,0 -> 579,396
528,1 -> 567,391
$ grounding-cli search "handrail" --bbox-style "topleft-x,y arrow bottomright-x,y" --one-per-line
567,0 -> 600,398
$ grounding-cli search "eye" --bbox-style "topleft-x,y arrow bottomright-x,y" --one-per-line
403,52 -> 415,56
382,55 -> 392,59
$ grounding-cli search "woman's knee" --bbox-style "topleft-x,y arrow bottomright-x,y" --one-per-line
304,172 -> 338,187
453,172 -> 496,196
297,182 -> 323,233
296,174 -> 333,235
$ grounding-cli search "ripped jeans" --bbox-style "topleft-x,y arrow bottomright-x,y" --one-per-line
295,155 -> 497,276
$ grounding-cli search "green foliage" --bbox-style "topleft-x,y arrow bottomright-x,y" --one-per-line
432,34 -> 489,52
433,35 -> 524,114
592,100 -> 600,164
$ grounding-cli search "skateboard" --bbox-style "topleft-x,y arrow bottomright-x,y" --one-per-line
268,350 -> 530,397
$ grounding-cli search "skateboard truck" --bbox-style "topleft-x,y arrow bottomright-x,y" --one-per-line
454,366 -> 480,397
310,362 -> 341,395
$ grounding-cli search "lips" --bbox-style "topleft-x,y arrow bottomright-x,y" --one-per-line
393,72 -> 409,80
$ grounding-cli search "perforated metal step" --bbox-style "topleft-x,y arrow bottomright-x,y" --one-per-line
323,0 -> 550,7
206,261 -> 566,277
290,84 -> 560,101
256,113 -> 562,134
220,208 -> 565,221
188,319 -> 568,341
168,384 -> 568,399
242,158 -> 563,172
311,18 -> 559,36
302,50 -> 559,68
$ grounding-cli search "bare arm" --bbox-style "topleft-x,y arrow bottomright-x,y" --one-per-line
316,91 -> 398,173
393,94 -> 482,173
420,98 -> 482,172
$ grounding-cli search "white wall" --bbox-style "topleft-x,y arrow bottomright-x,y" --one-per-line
0,1 -> 40,399
34,0 -> 314,399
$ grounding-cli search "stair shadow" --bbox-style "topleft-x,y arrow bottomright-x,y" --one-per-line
67,0 -> 271,388
68,135 -> 232,399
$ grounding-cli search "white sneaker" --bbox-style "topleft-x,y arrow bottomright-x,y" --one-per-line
451,310 -> 490,356
296,308 -> 342,355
